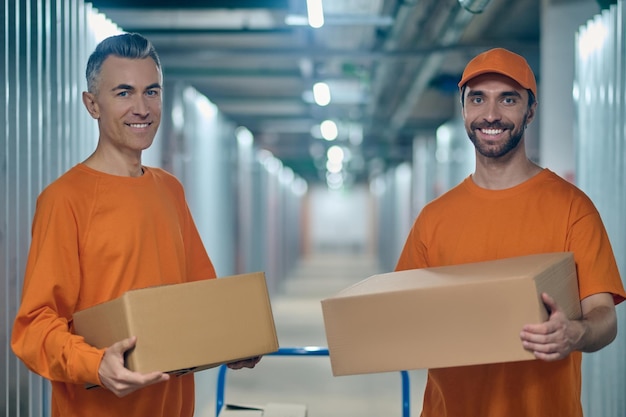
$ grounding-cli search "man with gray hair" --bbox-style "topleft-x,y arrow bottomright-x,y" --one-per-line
12,32 -> 259,417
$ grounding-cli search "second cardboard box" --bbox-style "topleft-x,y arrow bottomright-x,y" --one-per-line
321,252 -> 581,376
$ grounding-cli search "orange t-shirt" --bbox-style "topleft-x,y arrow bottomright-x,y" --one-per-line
12,164 -> 217,417
396,169 -> 625,417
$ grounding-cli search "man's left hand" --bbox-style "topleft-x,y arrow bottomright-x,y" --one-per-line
519,292 -> 584,361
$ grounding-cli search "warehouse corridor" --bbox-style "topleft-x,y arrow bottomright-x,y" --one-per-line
194,251 -> 427,417
4,2 -> 626,416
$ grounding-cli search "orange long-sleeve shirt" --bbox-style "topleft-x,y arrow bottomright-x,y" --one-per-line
396,169 -> 625,417
12,164 -> 217,417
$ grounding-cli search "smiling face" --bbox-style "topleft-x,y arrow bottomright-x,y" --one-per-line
461,73 -> 536,160
82,55 -> 162,158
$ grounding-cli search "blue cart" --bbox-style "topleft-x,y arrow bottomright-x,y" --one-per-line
215,346 -> 411,417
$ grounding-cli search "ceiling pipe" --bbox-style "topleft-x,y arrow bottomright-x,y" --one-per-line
458,0 -> 492,14
386,1 -> 478,135
367,0 -> 440,124
156,42 -> 529,63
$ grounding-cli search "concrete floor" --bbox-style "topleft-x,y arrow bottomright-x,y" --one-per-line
195,252 -> 426,417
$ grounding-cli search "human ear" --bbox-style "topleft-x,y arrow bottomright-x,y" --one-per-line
526,101 -> 537,125
82,91 -> 100,119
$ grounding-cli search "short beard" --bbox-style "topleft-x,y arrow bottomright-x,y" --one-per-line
467,112 -> 529,158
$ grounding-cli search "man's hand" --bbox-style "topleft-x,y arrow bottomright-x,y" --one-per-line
98,336 -> 170,397
227,356 -> 262,370
519,293 -> 583,361
520,292 -> 617,362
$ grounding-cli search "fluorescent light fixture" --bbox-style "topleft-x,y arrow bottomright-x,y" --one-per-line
320,120 -> 338,141
285,14 -> 393,27
326,160 -> 343,174
327,145 -> 344,163
326,172 -> 344,189
313,82 -> 331,106
306,0 -> 324,28
235,126 -> 254,148
285,15 -> 309,26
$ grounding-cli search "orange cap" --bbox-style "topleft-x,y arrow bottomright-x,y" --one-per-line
458,48 -> 537,100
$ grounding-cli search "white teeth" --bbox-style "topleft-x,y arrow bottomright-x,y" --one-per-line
481,128 -> 503,135
128,123 -> 149,128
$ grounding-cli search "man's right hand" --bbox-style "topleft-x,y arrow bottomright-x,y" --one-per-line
98,336 -> 170,397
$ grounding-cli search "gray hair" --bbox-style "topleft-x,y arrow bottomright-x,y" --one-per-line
85,32 -> 161,93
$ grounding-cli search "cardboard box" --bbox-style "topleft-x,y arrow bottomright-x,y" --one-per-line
219,403 -> 307,417
73,272 -> 279,375
321,252 -> 581,376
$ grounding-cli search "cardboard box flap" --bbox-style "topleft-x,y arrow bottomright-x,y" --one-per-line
328,252 -> 577,302
531,255 -> 581,320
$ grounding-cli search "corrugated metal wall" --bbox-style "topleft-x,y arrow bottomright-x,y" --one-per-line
1,1 -> 119,415
157,82 -> 306,291
576,2 -> 626,415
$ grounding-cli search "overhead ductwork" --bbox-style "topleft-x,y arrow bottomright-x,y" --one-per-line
458,0 -> 492,14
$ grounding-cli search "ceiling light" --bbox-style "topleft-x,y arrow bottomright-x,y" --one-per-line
313,82 -> 331,106
285,14 -> 393,27
284,15 -> 309,26
326,160 -> 343,174
320,120 -> 338,141
236,127 -> 254,148
327,145 -> 344,163
306,0 -> 325,28
326,172 -> 343,189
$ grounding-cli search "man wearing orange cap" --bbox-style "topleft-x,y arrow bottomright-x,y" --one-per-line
395,48 -> 625,416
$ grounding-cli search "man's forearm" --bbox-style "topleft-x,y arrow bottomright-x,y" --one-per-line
575,304 -> 617,352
